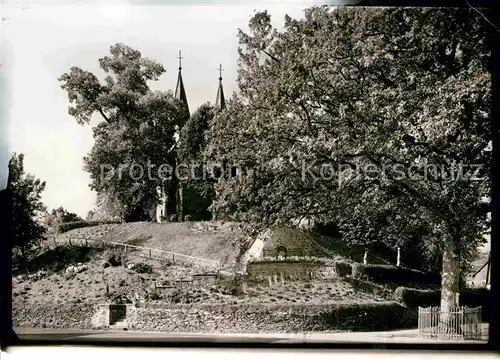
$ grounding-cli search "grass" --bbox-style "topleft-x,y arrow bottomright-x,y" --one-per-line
56,221 -> 244,267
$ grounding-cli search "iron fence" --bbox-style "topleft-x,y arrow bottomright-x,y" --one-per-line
262,248 -> 319,258
52,235 -> 221,270
418,306 -> 482,340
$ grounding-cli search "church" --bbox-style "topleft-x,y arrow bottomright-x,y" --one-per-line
155,50 -> 226,223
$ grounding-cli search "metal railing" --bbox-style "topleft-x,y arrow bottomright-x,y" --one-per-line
418,306 -> 482,340
261,248 -> 319,258
52,236 -> 221,270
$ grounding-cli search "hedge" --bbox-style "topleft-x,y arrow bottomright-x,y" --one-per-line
352,263 -> 441,287
308,301 -> 418,331
392,287 -> 440,308
393,286 -> 491,322
58,220 -> 121,233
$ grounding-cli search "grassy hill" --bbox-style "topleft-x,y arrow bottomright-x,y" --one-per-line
56,221 -> 245,267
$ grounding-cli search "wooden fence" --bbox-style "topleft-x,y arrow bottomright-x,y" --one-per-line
418,306 -> 482,340
52,236 -> 221,270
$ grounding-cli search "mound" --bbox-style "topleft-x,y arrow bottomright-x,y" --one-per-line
55,221 -> 244,267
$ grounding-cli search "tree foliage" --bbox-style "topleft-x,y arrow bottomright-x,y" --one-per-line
208,7 -> 491,310
9,153 -> 47,261
178,103 -> 217,220
59,43 -> 188,221
44,206 -> 83,233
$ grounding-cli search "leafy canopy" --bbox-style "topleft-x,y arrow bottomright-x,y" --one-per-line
208,7 -> 491,271
9,153 -> 47,258
59,44 -> 189,221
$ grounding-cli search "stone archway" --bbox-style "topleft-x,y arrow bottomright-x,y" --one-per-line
276,245 -> 288,260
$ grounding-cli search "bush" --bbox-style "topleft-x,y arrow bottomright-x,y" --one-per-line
459,288 -> 490,322
132,262 -> 153,274
57,220 -> 120,233
393,286 -> 490,321
352,263 -> 441,287
335,262 -> 352,277
105,249 -> 125,267
392,287 -> 440,308
309,301 -> 418,331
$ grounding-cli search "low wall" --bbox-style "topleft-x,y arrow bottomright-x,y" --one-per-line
13,301 -> 417,333
246,261 -> 337,283
13,303 -> 96,329
127,302 -> 417,332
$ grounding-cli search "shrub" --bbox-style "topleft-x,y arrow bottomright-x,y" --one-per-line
132,263 -> 153,274
335,262 -> 352,277
105,248 -> 125,267
392,287 -> 440,308
57,220 -> 120,233
308,301 -> 417,331
393,286 -> 490,321
459,288 -> 490,322
352,263 -> 440,287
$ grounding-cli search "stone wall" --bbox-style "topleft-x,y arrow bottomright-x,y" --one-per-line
13,303 -> 96,329
91,304 -> 109,328
246,261 -> 337,283
261,227 -> 321,257
14,301 -> 418,333
126,302 -> 417,332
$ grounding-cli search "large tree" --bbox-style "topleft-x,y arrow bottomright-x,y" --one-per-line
59,43 -> 188,221
9,153 -> 47,269
208,7 -> 491,318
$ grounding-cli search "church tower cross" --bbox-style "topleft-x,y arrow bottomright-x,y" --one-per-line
218,64 -> 223,80
178,50 -> 183,70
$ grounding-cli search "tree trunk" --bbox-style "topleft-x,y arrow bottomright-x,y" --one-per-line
439,236 -> 460,334
20,244 -> 29,275
177,183 -> 183,221
396,247 -> 401,267
166,179 -> 178,221
363,250 -> 368,265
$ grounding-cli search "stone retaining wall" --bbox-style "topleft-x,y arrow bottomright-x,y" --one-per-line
13,303 -> 95,329
14,301 -> 418,333
126,302 -> 417,332
246,261 -> 337,283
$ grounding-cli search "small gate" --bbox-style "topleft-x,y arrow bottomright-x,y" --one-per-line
109,304 -> 127,325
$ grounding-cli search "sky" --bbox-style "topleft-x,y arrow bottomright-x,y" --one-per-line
2,0 -> 351,217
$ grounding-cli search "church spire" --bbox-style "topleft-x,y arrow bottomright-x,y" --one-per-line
215,64 -> 225,111
175,49 -> 189,116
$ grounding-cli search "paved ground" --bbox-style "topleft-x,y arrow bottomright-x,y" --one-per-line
14,327 -> 488,344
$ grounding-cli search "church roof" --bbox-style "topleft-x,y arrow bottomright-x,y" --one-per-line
175,50 -> 189,116
215,64 -> 225,111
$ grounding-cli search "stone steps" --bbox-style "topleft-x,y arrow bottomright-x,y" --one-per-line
109,317 -> 128,330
